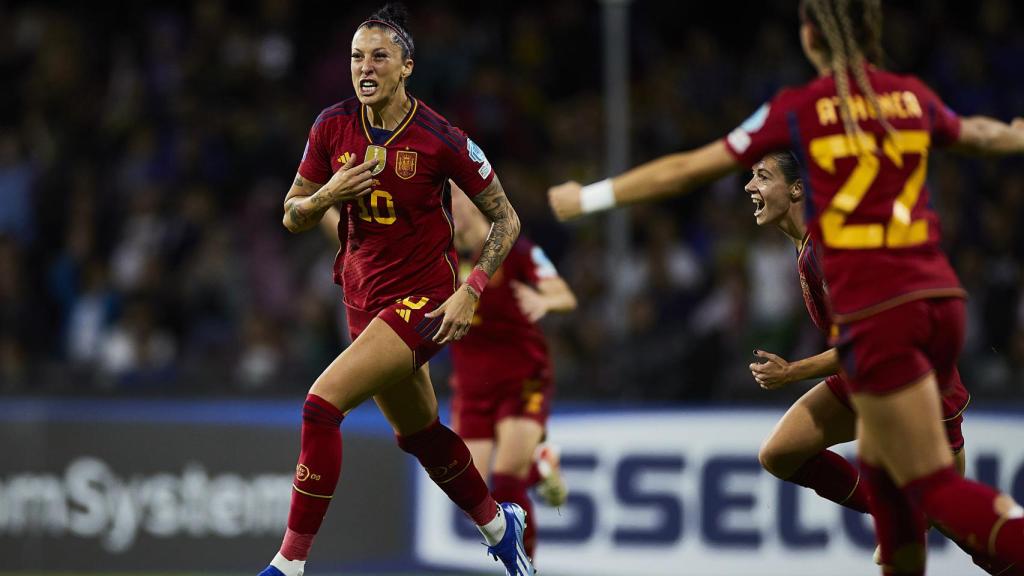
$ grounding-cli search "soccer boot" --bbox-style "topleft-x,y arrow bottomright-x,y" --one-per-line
534,443 -> 568,507
485,502 -> 535,576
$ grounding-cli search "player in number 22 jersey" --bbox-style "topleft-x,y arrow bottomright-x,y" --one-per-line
449,185 -> 577,562
260,5 -> 533,576
743,152 -> 1014,574
548,0 -> 1024,572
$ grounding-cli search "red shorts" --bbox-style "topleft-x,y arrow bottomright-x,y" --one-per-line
450,370 -> 553,440
346,295 -> 446,369
834,297 -> 965,396
824,372 -> 969,453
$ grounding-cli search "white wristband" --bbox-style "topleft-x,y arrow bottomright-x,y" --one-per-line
579,179 -> 616,214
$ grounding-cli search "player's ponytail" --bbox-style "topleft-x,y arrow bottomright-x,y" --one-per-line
835,0 -> 898,147
360,3 -> 416,61
803,0 -> 896,151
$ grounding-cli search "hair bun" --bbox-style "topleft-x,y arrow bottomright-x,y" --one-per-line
369,2 -> 410,30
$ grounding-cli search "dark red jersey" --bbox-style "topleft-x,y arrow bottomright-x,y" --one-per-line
298,97 -> 495,312
796,234 -> 832,337
450,237 -> 557,384
725,67 -> 965,323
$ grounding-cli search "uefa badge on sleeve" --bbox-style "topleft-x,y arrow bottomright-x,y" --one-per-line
365,145 -> 387,176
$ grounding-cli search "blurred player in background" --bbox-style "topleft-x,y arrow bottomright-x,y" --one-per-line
449,184 -> 576,561
743,151 -> 1020,575
261,4 -> 533,576
548,0 -> 1024,572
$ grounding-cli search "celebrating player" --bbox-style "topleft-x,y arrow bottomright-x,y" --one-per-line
449,184 -> 576,561
743,151 -> 1021,574
548,0 -> 1024,572
259,5 -> 533,576
747,151 -> 967,501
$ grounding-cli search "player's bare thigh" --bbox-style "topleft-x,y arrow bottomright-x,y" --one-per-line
373,362 -> 439,436
493,417 -> 545,478
466,439 -> 495,479
851,372 -> 953,486
760,381 -> 857,479
310,317 -> 418,414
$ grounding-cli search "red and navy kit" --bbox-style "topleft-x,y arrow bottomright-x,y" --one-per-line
796,234 -> 969,449
298,97 -> 495,365
450,237 -> 558,439
725,66 -> 965,324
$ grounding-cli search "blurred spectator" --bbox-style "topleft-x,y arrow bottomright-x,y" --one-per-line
1,1 -> 1021,404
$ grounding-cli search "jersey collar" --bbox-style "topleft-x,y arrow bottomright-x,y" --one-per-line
360,97 -> 419,146
797,232 -> 812,258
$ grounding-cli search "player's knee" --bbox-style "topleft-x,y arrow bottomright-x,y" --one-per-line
758,438 -> 794,479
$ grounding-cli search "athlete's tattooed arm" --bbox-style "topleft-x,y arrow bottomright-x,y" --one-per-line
425,176 -> 521,344
283,173 -> 328,233
283,158 -> 380,233
470,176 -> 521,291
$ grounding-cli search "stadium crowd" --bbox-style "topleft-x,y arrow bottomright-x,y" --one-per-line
1,0 -> 1021,402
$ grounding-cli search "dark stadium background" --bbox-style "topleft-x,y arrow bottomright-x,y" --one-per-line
0,1 -> 1021,574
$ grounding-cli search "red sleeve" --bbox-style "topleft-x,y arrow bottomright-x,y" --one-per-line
297,117 -> 333,185
443,127 -> 495,198
722,91 -> 794,168
911,79 -> 961,148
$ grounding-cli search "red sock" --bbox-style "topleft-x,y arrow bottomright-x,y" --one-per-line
904,465 -> 1024,564
526,462 -> 542,488
281,394 -> 344,561
788,451 -> 870,514
861,461 -> 927,575
397,419 -> 498,525
493,473 -> 536,558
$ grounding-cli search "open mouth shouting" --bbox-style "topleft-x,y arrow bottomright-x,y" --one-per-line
752,192 -> 766,217
359,78 -> 379,97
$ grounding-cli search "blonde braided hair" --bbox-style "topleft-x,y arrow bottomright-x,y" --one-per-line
806,0 -> 893,151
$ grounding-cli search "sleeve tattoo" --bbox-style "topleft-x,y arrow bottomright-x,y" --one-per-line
470,179 -> 522,278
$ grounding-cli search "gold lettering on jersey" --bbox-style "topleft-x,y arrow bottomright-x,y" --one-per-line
816,91 -> 925,126
395,150 -> 417,179
365,145 -> 387,176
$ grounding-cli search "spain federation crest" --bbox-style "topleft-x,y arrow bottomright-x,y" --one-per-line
395,150 -> 417,180
365,145 -> 387,176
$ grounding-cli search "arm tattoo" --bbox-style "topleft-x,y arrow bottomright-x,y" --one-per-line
470,178 -> 521,278
293,176 -> 304,187
286,197 -> 321,230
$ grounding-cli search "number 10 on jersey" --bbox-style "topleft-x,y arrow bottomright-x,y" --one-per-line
357,189 -> 397,225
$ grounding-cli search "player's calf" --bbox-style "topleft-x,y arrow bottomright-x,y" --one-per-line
904,466 -> 1024,565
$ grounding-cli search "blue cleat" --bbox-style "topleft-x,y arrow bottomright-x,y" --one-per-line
257,566 -> 287,576
485,502 -> 535,576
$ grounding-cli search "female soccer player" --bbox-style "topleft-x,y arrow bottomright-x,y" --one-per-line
260,5 -> 533,576
450,185 -> 577,560
747,151 -> 967,504
548,0 -> 1024,573
744,152 -> 1020,575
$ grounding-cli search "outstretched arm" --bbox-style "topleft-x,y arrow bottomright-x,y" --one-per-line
953,116 -> 1024,156
548,140 -> 742,221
